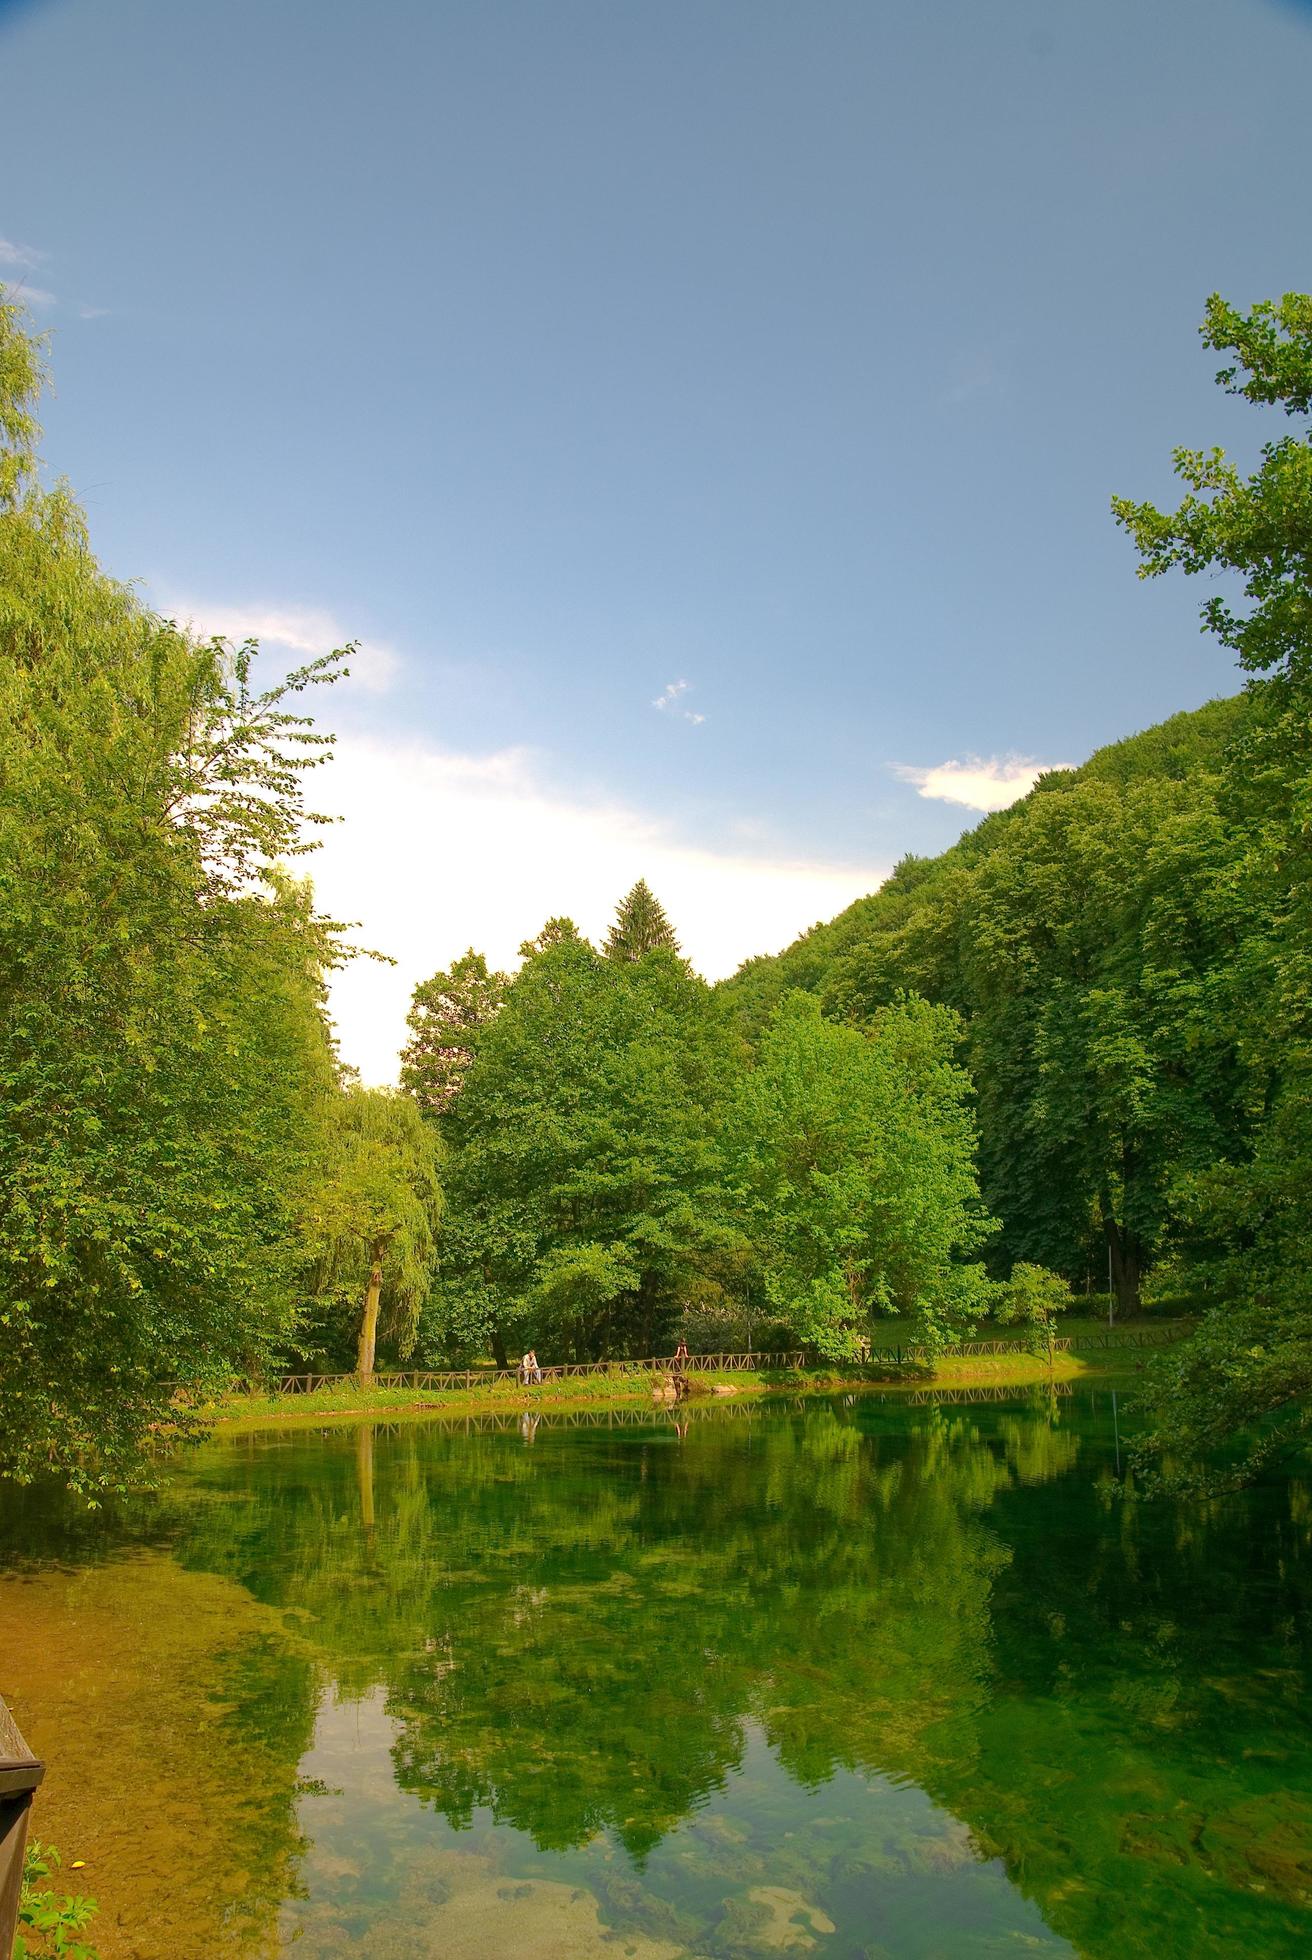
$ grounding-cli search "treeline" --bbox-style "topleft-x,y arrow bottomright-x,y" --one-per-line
723,693 -> 1254,1319
378,885 -> 994,1374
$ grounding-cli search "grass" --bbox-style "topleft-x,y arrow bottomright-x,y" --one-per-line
210,1367 -> 807,1434
208,1348 -> 1109,1436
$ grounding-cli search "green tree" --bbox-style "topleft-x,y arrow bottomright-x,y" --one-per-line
1112,292 -> 1312,686
0,293 -> 345,1492
721,698 -> 1253,1321
603,878 -> 681,962
518,914 -> 586,958
426,934 -> 737,1366
1113,290 -> 1312,1479
400,948 -> 508,1118
726,993 -> 993,1359
807,742 -> 1251,1318
302,1087 -> 444,1378
992,1262 -> 1073,1363
955,775 -> 1241,1316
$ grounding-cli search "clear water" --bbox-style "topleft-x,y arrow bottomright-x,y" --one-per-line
1,1383 -> 1310,1958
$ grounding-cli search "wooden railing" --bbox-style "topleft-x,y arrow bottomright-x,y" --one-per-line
234,1351 -> 811,1396
0,1695 -> 43,1958
864,1324 -> 1191,1364
228,1323 -> 1191,1398
1066,1324 -> 1192,1350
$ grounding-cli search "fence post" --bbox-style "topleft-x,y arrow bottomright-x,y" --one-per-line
0,1696 -> 44,1960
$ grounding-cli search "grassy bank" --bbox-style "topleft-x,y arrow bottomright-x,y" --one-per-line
208,1350 -> 1098,1436
211,1368 -> 806,1434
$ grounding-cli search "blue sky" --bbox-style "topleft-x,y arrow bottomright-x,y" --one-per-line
3,0 -> 1309,1075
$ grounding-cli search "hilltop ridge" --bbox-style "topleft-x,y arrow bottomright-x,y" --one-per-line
719,693 -> 1250,1035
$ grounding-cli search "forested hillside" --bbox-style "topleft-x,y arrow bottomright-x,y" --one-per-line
724,694 -> 1251,1039
720,692 -> 1254,1315
718,289 -> 1312,1483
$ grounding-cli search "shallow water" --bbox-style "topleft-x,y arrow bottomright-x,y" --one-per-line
2,1384 -> 1310,1958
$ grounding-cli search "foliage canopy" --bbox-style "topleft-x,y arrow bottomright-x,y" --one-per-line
0,292 -> 348,1489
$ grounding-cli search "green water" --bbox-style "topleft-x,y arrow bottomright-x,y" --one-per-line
3,1384 -> 1311,1958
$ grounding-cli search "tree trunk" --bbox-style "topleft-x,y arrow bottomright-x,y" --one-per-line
1100,1198 -> 1141,1321
637,1272 -> 657,1358
490,1327 -> 509,1371
356,1239 -> 385,1379
356,1422 -> 375,1533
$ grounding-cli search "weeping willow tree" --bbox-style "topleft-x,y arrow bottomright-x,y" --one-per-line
304,1087 -> 444,1377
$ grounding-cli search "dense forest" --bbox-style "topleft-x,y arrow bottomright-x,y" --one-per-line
1,288 -> 1309,1494
723,692 -> 1254,1319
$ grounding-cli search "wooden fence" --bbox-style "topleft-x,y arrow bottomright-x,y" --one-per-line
864,1323 -> 1191,1366
232,1351 -> 810,1397
0,1695 -> 43,1958
228,1323 -> 1190,1398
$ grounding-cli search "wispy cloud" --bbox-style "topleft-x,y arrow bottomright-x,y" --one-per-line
0,237 -> 46,272
893,754 -> 1069,813
0,237 -> 56,307
0,240 -> 108,317
162,597 -> 401,694
652,677 -> 705,725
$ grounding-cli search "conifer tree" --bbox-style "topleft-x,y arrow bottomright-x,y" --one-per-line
603,879 -> 681,963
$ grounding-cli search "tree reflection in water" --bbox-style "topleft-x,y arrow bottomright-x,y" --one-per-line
3,1389 -> 1311,1958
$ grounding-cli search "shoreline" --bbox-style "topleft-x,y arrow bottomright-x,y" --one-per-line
206,1351 -> 1097,1438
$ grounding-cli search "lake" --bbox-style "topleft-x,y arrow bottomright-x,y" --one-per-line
1,1384 -> 1310,1958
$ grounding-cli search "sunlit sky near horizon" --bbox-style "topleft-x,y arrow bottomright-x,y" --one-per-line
3,0 -> 1310,1078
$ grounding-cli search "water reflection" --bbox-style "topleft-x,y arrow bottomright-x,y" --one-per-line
2,1389 -> 1311,1958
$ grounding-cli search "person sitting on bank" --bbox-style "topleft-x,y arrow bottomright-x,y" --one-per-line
673,1337 -> 689,1371
525,1348 -> 542,1384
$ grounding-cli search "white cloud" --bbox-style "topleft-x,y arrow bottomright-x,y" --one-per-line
0,239 -> 56,307
893,754 -> 1068,813
0,238 -> 46,271
163,598 -> 400,693
78,304 -> 110,321
307,734 -> 884,1084
653,677 -> 705,725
